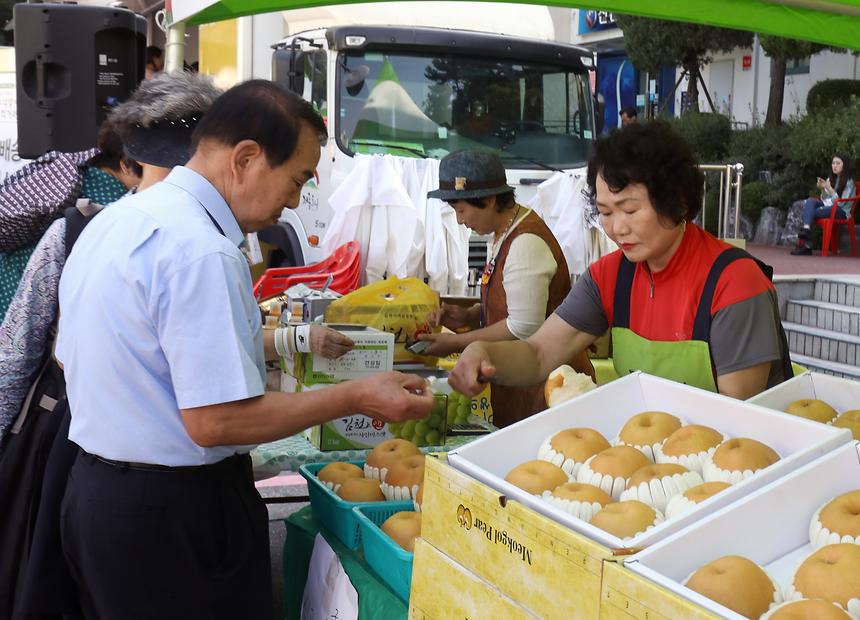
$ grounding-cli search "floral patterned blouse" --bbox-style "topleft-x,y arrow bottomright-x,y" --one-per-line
0,167 -> 129,446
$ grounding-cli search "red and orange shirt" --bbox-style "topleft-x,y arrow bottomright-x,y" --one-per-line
556,224 -> 788,383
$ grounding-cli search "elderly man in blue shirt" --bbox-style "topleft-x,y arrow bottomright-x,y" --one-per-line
55,80 -> 434,618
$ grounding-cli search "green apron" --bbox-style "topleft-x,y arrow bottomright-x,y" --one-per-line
610,247 -> 793,392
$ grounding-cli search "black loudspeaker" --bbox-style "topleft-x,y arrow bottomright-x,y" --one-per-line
14,2 -> 146,159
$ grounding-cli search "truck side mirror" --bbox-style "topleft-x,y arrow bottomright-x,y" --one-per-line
272,47 -> 305,95
594,93 -> 605,135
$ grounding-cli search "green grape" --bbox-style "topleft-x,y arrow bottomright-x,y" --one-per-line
432,396 -> 447,415
425,430 -> 441,445
448,391 -> 460,404
401,420 -> 417,439
446,409 -> 458,425
428,414 -> 442,429
414,420 -> 430,437
456,402 -> 469,416
412,431 -> 427,445
388,422 -> 402,436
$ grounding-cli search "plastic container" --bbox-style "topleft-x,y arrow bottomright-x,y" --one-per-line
354,503 -> 417,602
299,460 -> 408,550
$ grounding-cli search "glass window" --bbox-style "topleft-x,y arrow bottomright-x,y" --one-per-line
337,51 -> 594,168
303,50 -> 327,120
786,57 -> 810,76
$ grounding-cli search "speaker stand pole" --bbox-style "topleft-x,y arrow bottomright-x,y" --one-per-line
164,18 -> 186,72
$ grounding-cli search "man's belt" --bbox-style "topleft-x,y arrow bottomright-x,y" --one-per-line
87,451 -> 247,473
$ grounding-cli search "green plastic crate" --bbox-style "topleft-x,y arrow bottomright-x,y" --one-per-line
353,504 -> 416,603
298,460 -> 411,550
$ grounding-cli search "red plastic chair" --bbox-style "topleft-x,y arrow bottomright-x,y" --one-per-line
814,195 -> 859,257
253,241 -> 361,301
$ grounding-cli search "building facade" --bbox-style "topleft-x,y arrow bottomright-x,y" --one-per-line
569,9 -> 858,130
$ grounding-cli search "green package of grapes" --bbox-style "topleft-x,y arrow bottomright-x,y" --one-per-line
302,387 -> 448,450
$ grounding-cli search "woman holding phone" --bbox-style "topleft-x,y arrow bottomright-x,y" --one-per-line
792,154 -> 855,255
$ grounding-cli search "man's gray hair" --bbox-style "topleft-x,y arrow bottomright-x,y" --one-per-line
109,71 -> 223,132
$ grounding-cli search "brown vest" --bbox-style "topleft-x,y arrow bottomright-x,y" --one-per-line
481,209 -> 571,428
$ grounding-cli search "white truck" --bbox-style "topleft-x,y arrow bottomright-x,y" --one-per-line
256,9 -> 600,270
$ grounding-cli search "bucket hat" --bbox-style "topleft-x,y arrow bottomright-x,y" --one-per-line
427,150 -> 514,201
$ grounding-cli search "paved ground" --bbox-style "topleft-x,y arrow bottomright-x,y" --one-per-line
746,243 -> 860,277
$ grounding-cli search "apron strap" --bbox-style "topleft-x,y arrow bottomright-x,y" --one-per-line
612,255 -> 636,329
692,247 -> 793,379
693,247 -> 767,340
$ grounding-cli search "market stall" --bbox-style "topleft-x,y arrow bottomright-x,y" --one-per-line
255,263 -> 860,620
160,0 -> 860,612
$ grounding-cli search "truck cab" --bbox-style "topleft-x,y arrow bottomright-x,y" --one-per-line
270,24 -> 597,269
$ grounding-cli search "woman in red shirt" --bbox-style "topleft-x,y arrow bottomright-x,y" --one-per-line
449,122 -> 792,401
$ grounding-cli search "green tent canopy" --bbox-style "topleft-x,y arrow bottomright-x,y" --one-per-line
169,0 -> 860,51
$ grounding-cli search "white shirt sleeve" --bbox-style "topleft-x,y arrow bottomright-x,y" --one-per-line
502,233 -> 558,340
157,251 -> 266,409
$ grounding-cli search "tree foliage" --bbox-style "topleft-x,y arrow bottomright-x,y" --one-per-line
759,36 -> 828,127
615,15 -> 752,113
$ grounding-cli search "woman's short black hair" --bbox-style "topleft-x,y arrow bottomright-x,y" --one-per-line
191,79 -> 327,167
447,191 -> 515,212
90,120 -> 143,177
586,121 -> 704,224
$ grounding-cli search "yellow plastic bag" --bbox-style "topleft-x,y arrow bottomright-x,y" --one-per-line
324,277 -> 440,362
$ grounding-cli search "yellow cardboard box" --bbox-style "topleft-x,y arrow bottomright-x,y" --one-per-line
422,457 -> 614,619
612,442 -> 860,620
409,538 -> 539,619
600,561 -> 720,620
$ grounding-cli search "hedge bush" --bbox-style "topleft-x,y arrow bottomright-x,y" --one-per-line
807,79 -> 860,115
740,181 -> 770,226
787,99 -> 860,176
670,112 -> 732,163
727,125 -> 791,181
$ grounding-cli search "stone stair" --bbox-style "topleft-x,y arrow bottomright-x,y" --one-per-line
776,278 -> 860,380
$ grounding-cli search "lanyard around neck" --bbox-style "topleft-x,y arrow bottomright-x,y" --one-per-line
201,206 -> 227,238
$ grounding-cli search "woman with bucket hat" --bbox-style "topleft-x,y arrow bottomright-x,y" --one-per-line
420,149 -> 594,428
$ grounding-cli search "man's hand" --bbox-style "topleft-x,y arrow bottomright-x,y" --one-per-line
354,372 -> 435,423
416,331 -> 462,357
428,303 -> 476,331
448,343 -> 496,397
310,325 -> 354,359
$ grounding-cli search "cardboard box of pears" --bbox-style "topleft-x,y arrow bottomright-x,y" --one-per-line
414,372 -> 851,620
603,371 -> 860,620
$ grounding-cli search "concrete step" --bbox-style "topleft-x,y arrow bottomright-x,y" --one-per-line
791,353 -> 860,381
782,321 -> 860,366
814,280 -> 860,306
786,299 -> 860,336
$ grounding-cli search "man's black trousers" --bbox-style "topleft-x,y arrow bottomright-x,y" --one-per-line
61,450 -> 272,620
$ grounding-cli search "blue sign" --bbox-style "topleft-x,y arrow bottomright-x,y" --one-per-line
579,10 -> 618,34
596,53 -> 636,133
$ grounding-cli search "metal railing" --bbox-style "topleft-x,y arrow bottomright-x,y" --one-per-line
698,163 -> 744,240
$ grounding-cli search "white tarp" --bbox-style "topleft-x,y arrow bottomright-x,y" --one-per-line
527,171 -> 617,277
322,154 -> 471,295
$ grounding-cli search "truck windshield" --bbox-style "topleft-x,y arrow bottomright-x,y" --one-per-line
337,50 -> 594,168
